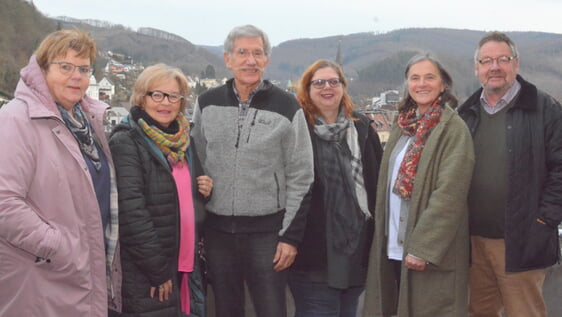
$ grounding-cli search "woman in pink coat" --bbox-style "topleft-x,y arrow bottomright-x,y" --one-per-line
0,29 -> 121,316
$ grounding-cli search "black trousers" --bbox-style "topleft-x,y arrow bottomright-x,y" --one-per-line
205,228 -> 287,317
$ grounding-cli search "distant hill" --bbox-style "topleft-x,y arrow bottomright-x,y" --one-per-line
264,29 -> 562,102
55,19 -> 229,80
0,0 -> 56,97
0,0 -> 228,97
2,0 -> 561,104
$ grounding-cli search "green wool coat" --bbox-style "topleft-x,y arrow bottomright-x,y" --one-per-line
363,106 -> 475,317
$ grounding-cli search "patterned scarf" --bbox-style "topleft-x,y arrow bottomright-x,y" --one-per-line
57,103 -> 101,171
392,98 -> 443,199
314,112 -> 370,218
314,111 -> 370,255
138,113 -> 190,165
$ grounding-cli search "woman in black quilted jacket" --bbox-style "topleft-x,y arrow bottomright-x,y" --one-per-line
109,64 -> 212,317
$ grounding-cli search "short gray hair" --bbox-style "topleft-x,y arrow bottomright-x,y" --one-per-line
473,31 -> 519,62
223,24 -> 272,57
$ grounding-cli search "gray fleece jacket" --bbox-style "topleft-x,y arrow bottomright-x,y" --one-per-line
192,79 -> 313,246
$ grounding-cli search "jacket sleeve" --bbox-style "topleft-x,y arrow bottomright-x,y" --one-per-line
278,108 -> 314,246
539,97 -> 562,226
0,104 -> 62,262
190,99 -> 207,170
407,119 -> 475,265
367,122 -> 384,214
109,131 -> 171,286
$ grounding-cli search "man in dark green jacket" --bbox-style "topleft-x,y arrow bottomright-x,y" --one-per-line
458,31 -> 562,317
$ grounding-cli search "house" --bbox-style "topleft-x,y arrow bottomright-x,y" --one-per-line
104,106 -> 129,133
361,109 -> 393,146
199,78 -> 220,88
86,76 -> 115,102
371,90 -> 400,110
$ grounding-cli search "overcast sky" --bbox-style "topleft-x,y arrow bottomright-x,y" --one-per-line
32,0 -> 562,46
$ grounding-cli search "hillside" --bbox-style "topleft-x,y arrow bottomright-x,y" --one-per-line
0,0 -> 56,97
2,0 -> 561,104
0,0 -> 228,98
266,29 -> 562,102
56,19 -> 229,80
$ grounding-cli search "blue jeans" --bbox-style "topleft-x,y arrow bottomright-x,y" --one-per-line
205,228 -> 287,317
288,271 -> 364,317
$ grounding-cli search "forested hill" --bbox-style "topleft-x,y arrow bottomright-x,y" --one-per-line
266,29 -> 562,101
0,0 -> 56,97
0,0 -> 227,97
2,0 -> 561,102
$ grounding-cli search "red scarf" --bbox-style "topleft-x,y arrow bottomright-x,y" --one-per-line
392,99 -> 443,199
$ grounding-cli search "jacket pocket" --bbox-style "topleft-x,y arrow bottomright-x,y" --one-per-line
521,219 -> 558,268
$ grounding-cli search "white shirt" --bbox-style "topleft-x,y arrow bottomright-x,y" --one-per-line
387,137 -> 412,260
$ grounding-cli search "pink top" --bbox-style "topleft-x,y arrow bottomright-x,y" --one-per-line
172,162 -> 195,273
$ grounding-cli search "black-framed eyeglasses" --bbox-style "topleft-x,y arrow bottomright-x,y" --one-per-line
233,48 -> 266,60
477,55 -> 517,67
51,62 -> 93,77
146,91 -> 184,104
310,78 -> 342,89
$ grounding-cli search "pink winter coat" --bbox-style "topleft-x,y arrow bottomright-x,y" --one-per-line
0,56 -> 121,316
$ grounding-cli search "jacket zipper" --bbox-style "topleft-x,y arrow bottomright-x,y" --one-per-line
246,109 -> 258,143
274,173 -> 281,208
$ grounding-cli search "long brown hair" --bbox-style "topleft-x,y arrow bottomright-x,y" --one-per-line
297,59 -> 355,126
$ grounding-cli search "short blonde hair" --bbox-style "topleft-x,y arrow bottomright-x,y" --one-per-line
130,63 -> 190,112
35,29 -> 96,71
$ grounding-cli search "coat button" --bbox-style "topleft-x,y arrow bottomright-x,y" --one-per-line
399,240 -> 404,244
400,217 -> 404,222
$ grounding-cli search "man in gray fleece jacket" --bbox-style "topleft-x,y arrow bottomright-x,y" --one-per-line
191,24 -> 313,317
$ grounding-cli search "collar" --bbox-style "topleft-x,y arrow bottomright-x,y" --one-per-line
233,80 -> 265,104
479,80 -> 521,114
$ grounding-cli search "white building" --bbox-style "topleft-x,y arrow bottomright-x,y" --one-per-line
87,76 -> 115,102
104,106 -> 129,133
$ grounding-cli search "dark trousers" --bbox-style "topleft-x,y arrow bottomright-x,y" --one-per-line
205,228 -> 287,317
288,272 -> 364,317
389,259 -> 402,293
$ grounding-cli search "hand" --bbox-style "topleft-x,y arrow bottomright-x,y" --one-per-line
197,175 -> 213,198
405,255 -> 427,272
273,242 -> 297,272
150,279 -> 172,302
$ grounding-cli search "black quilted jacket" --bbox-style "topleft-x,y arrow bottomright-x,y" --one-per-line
109,115 -> 206,317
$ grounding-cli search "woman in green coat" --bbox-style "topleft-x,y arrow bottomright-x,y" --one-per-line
363,54 -> 474,317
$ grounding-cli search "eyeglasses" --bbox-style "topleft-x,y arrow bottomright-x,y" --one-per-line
146,91 -> 184,104
233,48 -> 266,60
51,62 -> 93,77
477,55 -> 517,67
310,78 -> 342,89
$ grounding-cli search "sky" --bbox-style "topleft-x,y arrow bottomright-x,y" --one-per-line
32,0 -> 562,46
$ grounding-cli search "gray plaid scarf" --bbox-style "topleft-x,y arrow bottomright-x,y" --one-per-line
314,112 -> 370,218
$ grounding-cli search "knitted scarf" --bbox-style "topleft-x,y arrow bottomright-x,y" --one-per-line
137,112 -> 190,165
392,98 -> 443,199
